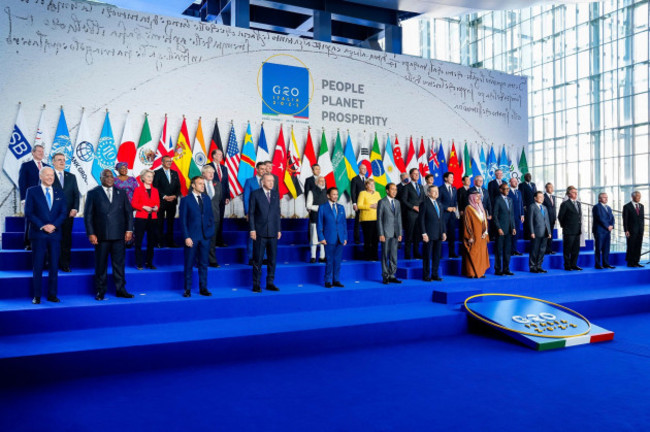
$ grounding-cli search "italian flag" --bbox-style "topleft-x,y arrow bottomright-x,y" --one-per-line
317,130 -> 335,189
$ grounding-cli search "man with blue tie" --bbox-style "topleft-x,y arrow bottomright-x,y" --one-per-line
508,177 -> 524,255
399,168 -> 425,259
420,185 -> 446,282
528,191 -> 552,273
438,171 -> 459,258
24,167 -> 67,304
52,152 -> 80,272
492,183 -> 516,276
243,162 -> 266,265
19,144 -> 49,250
377,183 -> 403,284
519,173 -> 537,239
317,187 -> 348,288
249,173 -> 282,293
592,193 -> 616,269
180,176 -> 215,297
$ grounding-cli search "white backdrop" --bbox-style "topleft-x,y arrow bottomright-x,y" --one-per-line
0,0 -> 527,226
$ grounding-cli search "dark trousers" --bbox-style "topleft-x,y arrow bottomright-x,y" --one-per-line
135,217 -> 157,267
94,239 -> 126,296
423,239 -> 442,279
529,236 -> 547,270
209,214 -> 221,265
511,220 -> 521,253
444,213 -> 457,257
545,220 -> 556,253
594,232 -> 611,267
494,232 -> 512,273
32,237 -> 60,298
563,233 -> 581,269
184,237 -> 209,292
216,201 -> 226,244
404,213 -> 421,259
59,216 -> 74,269
626,231 -> 643,265
253,236 -> 277,288
523,209 -> 531,239
361,220 -> 378,260
157,200 -> 176,246
24,220 -> 31,248
353,210 -> 361,243
324,241 -> 344,284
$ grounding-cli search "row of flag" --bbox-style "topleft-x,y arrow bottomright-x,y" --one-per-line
3,104 -> 530,201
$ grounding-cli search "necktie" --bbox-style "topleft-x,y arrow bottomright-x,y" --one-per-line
217,165 -> 223,181
106,188 -> 112,203
266,191 -> 271,203
37,161 -> 42,171
207,181 -> 213,198
448,185 -> 452,196
46,188 -> 52,210
540,205 -> 545,216
636,204 -> 640,215
197,195 -> 203,213
165,169 -> 170,183
505,197 -> 509,209
391,199 -> 395,213
59,171 -> 64,188
332,203 -> 337,215
434,200 -> 440,217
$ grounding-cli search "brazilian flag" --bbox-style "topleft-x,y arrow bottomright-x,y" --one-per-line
370,133 -> 386,197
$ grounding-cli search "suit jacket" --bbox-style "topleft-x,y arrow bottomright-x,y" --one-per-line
542,193 -> 557,226
518,182 -> 537,207
249,188 -> 281,237
592,203 -> 615,236
528,203 -> 551,237
508,188 -> 524,220
457,186 -> 471,211
179,193 -> 215,242
350,175 -> 366,205
558,199 -> 582,235
84,186 -> 134,241
468,186 -> 492,216
19,160 -> 49,201
24,186 -> 67,240
438,183 -> 457,216
492,195 -> 516,232
206,162 -> 231,203
304,176 -> 317,199
317,202 -> 347,244
623,202 -> 645,234
205,179 -> 222,221
153,168 -> 181,203
131,185 -> 161,219
419,197 -> 445,241
400,182 -> 425,215
52,170 -> 80,212
377,197 -> 402,239
243,176 -> 261,215
487,179 -> 505,206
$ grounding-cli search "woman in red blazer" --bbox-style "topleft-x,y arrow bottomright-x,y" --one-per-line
131,169 -> 160,270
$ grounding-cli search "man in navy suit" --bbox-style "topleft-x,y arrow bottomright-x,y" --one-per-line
207,149 -> 231,247
249,173 -> 282,293
492,183 -> 516,276
519,173 -> 537,239
623,191 -> 645,267
528,191 -> 552,273
543,183 -> 557,254
153,155 -> 181,248
420,185 -> 446,282
19,144 -> 49,250
468,176 -> 492,217
557,186 -> 583,271
508,177 -> 524,255
51,152 -> 80,272
84,169 -> 134,300
25,167 -> 67,304
317,187 -> 348,288
438,171 -> 459,258
592,192 -> 616,269
487,169 -> 505,207
180,176 -> 215,297
243,162 -> 266,265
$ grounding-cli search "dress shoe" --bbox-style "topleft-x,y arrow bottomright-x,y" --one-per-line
216,242 -> 228,247
333,281 -> 344,287
200,290 -> 212,296
549,251 -> 557,255
95,294 -> 105,301
382,278 -> 389,285
512,251 -> 522,256
266,284 -> 280,291
595,265 -> 604,270
432,276 -> 443,282
248,259 -> 254,266
136,266 -> 144,270
318,258 -> 326,263
25,245 -> 32,251
530,269 -> 539,273
47,296 -> 60,303
146,264 -> 158,270
480,275 -> 486,278
310,258 -> 316,263
183,290 -> 191,297
208,263 -> 220,268
263,259 -> 269,265
404,254 -> 412,260
423,277 -> 432,282
325,282 -> 333,288
564,268 -> 573,271
169,243 -> 181,248
503,271 -> 515,276
60,266 -> 71,273
116,291 -> 135,298
32,297 -> 41,304
494,272 -> 504,276
388,277 -> 402,284
605,265 -> 615,269
252,286 -> 262,293
449,254 -> 460,259
635,264 -> 644,268
156,243 -> 164,248
414,254 -> 423,260
572,266 -> 583,271
538,269 -> 548,273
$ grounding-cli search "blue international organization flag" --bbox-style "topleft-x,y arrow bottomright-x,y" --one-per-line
261,62 -> 310,119
50,108 -> 74,171
486,145 -> 497,184
435,140 -> 447,186
498,145 -> 511,181
3,104 -> 32,188
92,112 -> 117,184
479,146 -> 487,187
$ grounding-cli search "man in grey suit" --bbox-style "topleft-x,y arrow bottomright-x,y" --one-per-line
377,183 -> 403,285
202,165 -> 222,268
528,191 -> 552,273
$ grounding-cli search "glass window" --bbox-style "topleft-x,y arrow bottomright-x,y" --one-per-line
565,4 -> 576,29
634,31 -> 648,63
634,3 -> 649,33
578,105 -> 591,133
565,27 -> 577,53
633,93 -> 648,125
566,108 -> 578,135
576,24 -> 590,51
576,4 -> 590,25
577,50 -> 591,79
634,125 -> 649,155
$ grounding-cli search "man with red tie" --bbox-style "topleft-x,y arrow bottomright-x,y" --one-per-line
207,149 -> 230,247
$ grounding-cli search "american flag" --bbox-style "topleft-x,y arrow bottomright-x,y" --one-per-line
225,124 -> 243,198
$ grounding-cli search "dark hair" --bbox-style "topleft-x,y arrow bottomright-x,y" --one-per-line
190,175 -> 203,187
462,175 -> 470,182
52,152 -> 66,160
211,149 -> 222,158
327,187 -> 338,195
386,183 -> 397,191
443,171 -> 453,180
161,155 -> 172,161
256,161 -> 265,169
409,168 -> 419,175
311,163 -> 320,169
425,174 -> 434,181
534,191 -> 544,198
499,183 -> 509,190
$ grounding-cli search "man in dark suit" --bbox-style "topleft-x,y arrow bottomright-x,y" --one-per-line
202,165 -> 222,269
457,175 -> 472,213
350,164 -> 367,245
153,155 -> 181,248
25,167 -> 67,304
438,171 -> 459,258
557,186 -> 583,271
468,176 -> 492,217
51,152 -> 80,272
377,183 -> 403,284
84,169 -> 134,300
592,192 -> 615,269
492,183 -> 516,276
487,169 -> 505,207
420,185 -> 446,282
508,177 -> 524,255
264,161 -> 281,193
623,191 -> 645,267
317,187 -> 348,288
243,162 -> 265,265
19,144 -> 49,250
528,191 -> 552,273
543,183 -> 557,254
249,173 -> 282,293
400,168 -> 425,259
519,173 -> 537,239
180,176 -> 215,297
303,164 -> 320,199
206,149 -> 230,247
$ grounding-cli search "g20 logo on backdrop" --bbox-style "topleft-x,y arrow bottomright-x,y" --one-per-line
258,54 -> 313,119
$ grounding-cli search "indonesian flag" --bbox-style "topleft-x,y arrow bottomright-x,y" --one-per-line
271,125 -> 289,198
317,130 -> 335,189
417,137 -> 430,178
298,127 -> 317,187
405,136 -> 417,174
392,136 -> 406,174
